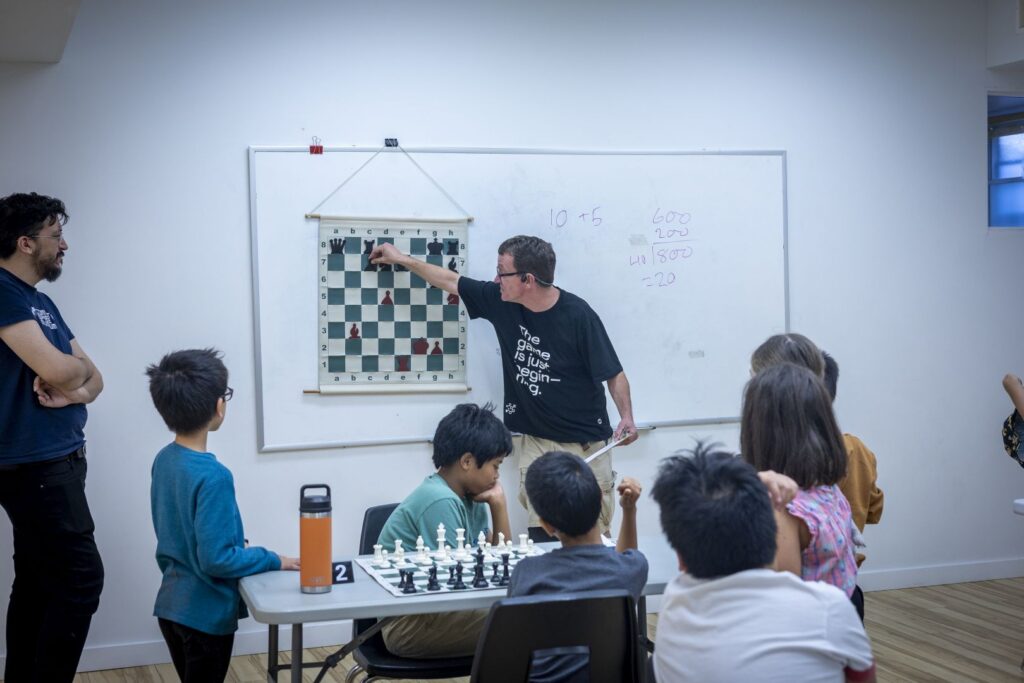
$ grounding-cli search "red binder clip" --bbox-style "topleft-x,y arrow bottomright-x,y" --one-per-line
309,136 -> 324,155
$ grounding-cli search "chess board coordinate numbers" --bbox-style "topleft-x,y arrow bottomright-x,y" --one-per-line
317,219 -> 469,392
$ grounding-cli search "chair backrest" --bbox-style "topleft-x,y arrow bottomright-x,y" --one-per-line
469,589 -> 642,683
353,503 -> 400,638
359,503 -> 399,555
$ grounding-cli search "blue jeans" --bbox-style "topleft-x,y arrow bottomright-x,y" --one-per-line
0,452 -> 104,682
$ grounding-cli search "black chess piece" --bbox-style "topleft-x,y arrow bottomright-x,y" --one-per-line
427,238 -> 443,255
426,565 -> 441,591
401,569 -> 418,594
447,565 -> 457,586
446,240 -> 459,255
491,562 -> 500,583
447,257 -> 458,273
396,570 -> 407,591
363,258 -> 378,272
452,561 -> 467,590
497,553 -> 511,587
363,239 -> 375,254
329,238 -> 346,254
472,562 -> 488,588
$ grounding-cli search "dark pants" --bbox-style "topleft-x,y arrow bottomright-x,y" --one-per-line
851,584 -> 865,622
158,618 -> 235,683
0,452 -> 104,682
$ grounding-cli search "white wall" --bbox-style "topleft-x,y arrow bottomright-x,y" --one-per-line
1,0 -> 1022,672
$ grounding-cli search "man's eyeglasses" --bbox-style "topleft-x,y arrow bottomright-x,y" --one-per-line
31,232 -> 65,242
223,387 -> 234,402
496,270 -> 526,279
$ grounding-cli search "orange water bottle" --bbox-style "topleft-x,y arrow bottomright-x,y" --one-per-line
300,484 -> 332,593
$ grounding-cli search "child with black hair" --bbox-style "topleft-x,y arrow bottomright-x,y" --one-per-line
147,349 -> 299,682
651,442 -> 875,683
741,362 -> 859,600
377,402 -> 513,658
508,451 -> 648,600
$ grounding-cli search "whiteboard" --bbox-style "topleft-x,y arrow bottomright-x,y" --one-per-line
249,147 -> 788,452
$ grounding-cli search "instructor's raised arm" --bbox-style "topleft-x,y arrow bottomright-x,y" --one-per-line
369,243 -> 460,295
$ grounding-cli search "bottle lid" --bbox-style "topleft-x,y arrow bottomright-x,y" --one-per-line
300,484 -> 332,513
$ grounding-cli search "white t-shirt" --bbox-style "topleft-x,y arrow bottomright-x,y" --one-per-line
654,569 -> 874,683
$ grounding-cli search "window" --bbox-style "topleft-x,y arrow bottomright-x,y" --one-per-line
988,95 -> 1024,227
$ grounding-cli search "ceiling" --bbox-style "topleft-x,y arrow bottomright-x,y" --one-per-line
0,0 -> 79,63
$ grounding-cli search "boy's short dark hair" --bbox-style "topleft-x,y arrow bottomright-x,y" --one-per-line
498,235 -> 556,286
0,192 -> 68,258
525,451 -> 601,536
651,441 -> 777,579
146,349 -> 229,434
432,403 -> 512,469
822,350 -> 839,401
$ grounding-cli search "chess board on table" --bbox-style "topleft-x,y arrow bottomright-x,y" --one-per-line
317,218 -> 469,393
355,546 -> 545,598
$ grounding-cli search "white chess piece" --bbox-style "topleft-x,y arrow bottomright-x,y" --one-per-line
455,528 -> 467,559
497,531 -> 505,548
477,530 -> 487,549
372,544 -> 384,563
394,539 -> 405,565
437,523 -> 447,550
519,533 -> 529,554
417,544 -> 432,565
416,536 -> 425,552
376,548 -> 390,568
527,539 -> 536,555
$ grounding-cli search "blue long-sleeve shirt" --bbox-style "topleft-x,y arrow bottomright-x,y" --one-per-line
150,442 -> 280,635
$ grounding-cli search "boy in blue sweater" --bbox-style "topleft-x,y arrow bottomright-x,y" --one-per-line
147,349 -> 299,682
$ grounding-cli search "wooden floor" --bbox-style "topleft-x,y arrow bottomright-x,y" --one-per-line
62,577 -> 1024,682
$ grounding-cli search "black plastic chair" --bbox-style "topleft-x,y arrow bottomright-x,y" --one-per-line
343,503 -> 475,683
469,589 -> 643,683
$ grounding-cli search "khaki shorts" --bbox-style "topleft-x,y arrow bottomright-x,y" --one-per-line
514,434 -> 616,534
381,609 -> 489,658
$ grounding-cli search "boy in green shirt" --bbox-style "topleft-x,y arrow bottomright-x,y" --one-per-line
377,402 -> 512,658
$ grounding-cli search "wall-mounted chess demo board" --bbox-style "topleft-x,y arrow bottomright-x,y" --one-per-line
318,219 -> 469,393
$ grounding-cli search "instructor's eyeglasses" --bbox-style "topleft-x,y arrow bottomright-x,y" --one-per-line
222,387 -> 234,402
496,270 -> 526,279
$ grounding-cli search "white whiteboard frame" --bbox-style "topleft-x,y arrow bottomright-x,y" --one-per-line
248,146 -> 789,452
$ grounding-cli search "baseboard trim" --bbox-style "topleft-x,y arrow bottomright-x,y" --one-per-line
0,619 -> 354,674
857,557 -> 1024,591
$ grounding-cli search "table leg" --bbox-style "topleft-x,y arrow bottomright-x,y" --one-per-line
268,624 -> 279,683
291,623 -> 303,683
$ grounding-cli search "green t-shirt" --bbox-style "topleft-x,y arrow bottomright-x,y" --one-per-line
378,473 -> 491,552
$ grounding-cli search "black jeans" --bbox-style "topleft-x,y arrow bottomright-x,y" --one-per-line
0,452 -> 104,682
158,618 -> 235,683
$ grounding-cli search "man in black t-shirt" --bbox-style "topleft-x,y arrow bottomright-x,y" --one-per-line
0,192 -> 105,682
370,235 -> 637,536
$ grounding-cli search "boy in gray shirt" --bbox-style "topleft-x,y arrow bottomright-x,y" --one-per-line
508,451 -> 647,600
